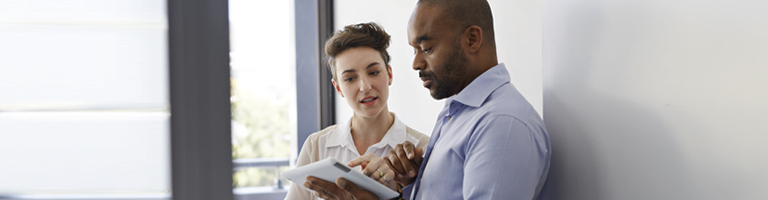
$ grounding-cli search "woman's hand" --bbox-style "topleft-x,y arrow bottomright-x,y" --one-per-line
348,153 -> 398,191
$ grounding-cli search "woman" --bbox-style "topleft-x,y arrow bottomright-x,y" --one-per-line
284,22 -> 429,200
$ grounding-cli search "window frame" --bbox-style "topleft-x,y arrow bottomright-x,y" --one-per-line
167,0 -> 233,199
295,0 -> 336,161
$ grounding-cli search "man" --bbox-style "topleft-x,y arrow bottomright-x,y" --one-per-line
306,0 -> 550,199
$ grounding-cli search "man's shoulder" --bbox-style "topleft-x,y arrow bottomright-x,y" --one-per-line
468,83 -> 549,148
480,82 -> 539,120
459,83 -> 545,139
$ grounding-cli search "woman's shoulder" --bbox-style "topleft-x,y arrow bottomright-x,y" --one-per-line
403,125 -> 430,149
297,124 -> 342,166
305,124 -> 340,144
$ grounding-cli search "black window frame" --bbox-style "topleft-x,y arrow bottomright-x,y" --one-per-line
168,0 -> 233,199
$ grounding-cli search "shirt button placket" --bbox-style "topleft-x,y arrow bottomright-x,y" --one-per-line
447,102 -> 458,121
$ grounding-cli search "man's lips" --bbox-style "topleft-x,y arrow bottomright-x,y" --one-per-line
420,77 -> 432,88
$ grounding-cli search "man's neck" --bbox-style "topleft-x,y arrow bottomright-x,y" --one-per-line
452,61 -> 499,97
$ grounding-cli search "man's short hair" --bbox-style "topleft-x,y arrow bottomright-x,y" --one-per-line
324,22 -> 392,82
418,0 -> 496,47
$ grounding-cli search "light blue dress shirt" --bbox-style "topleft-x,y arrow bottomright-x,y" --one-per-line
403,63 -> 551,200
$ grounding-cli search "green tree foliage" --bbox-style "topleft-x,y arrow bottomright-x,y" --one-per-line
231,78 -> 290,187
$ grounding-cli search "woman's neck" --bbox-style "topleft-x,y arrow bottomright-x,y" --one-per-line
350,110 -> 395,146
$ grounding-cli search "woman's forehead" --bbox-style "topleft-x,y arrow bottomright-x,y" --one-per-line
335,47 -> 385,71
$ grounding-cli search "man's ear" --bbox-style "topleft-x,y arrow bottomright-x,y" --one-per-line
464,25 -> 483,54
332,79 -> 344,98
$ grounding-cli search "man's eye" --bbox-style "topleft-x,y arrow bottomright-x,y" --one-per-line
344,77 -> 354,82
422,47 -> 432,54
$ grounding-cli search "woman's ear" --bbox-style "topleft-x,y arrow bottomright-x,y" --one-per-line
332,79 -> 344,98
387,65 -> 393,86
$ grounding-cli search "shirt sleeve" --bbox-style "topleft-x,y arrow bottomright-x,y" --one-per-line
462,115 -> 548,200
401,181 -> 414,200
400,127 -> 425,200
284,136 -> 316,200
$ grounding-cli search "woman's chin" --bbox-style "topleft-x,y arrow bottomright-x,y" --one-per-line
353,108 -> 385,119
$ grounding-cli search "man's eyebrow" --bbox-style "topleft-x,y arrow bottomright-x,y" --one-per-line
417,34 -> 431,43
410,34 -> 431,46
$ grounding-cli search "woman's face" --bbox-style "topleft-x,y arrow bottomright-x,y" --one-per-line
332,47 -> 393,118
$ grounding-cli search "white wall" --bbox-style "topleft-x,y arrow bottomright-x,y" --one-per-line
542,0 -> 768,199
334,0 -> 543,135
335,0 -> 768,199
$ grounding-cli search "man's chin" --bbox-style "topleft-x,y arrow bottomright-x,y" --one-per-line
429,89 -> 446,100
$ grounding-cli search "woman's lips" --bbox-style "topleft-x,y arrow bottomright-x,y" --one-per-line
360,96 -> 378,106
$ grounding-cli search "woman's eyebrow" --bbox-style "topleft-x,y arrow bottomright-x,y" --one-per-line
341,69 -> 355,74
366,62 -> 380,69
342,62 -> 381,75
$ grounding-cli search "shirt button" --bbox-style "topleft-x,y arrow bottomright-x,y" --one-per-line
447,116 -> 452,120
450,103 -> 455,107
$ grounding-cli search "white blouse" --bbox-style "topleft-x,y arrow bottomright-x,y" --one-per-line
284,113 -> 429,200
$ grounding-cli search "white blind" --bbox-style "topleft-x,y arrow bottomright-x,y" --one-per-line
0,0 -> 170,195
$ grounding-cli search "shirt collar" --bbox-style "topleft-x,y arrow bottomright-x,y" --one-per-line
378,113 -> 407,149
324,112 -> 407,150
450,63 -> 511,108
324,117 -> 352,148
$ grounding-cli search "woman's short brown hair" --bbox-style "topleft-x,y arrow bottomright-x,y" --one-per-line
324,22 -> 391,81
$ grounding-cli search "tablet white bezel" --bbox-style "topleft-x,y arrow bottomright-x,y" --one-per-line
281,157 -> 399,199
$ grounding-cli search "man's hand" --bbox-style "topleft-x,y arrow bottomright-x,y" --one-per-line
385,141 -> 424,186
303,176 -> 378,200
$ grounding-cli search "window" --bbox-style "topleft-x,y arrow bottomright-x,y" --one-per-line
1,0 -> 333,199
229,0 -> 294,198
228,0 -> 334,199
0,0 -> 170,198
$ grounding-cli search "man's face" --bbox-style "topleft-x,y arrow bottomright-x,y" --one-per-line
408,5 -> 469,100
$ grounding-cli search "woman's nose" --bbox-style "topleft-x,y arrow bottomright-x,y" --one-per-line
359,77 -> 372,93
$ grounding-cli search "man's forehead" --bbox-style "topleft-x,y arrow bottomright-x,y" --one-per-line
407,5 -> 442,44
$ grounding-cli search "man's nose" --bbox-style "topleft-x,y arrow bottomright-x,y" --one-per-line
412,53 -> 425,71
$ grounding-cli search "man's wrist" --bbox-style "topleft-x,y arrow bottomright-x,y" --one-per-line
387,183 -> 404,200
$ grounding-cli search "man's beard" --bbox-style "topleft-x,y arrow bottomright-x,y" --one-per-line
420,42 -> 468,100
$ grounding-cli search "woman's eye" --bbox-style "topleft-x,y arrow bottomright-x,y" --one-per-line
369,71 -> 380,75
344,77 -> 354,82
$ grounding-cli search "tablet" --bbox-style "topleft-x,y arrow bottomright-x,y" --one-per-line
281,157 -> 399,199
